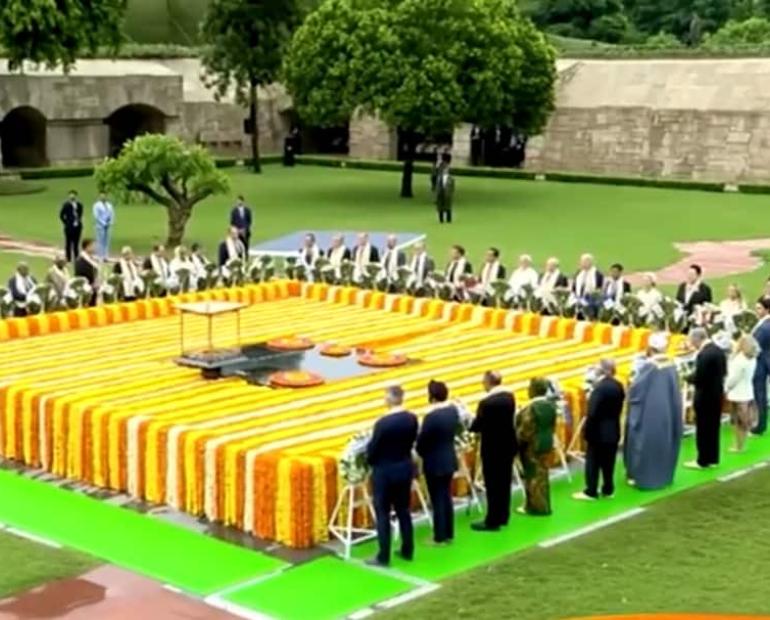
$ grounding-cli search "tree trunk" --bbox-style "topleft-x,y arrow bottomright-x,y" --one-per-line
249,80 -> 261,174
166,203 -> 192,248
400,130 -> 415,198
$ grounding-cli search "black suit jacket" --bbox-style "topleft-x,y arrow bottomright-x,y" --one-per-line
326,247 -> 352,261
540,272 -> 569,288
690,342 -> 727,398
470,390 -> 517,462
676,282 -> 713,314
354,246 -> 380,264
367,410 -> 418,482
230,206 -> 252,232
584,377 -> 625,445
218,240 -> 247,267
416,404 -> 459,477
60,200 -> 84,230
74,256 -> 97,285
572,270 -> 605,296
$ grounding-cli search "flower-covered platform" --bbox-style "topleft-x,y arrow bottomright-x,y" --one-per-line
0,281 -> 655,548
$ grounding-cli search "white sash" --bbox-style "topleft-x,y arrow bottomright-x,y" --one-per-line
480,261 -> 500,289
120,259 -> 143,295
299,245 -> 320,268
226,237 -> 243,263
328,246 -> 347,268
410,254 -> 427,285
605,277 -> 625,303
446,258 -> 467,286
151,255 -> 170,283
354,244 -> 372,281
509,267 -> 538,296
576,268 -> 597,297
13,273 -> 34,307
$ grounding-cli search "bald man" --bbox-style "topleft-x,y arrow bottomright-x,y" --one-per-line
470,371 -> 517,531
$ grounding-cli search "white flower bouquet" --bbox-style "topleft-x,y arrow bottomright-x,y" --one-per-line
339,431 -> 372,485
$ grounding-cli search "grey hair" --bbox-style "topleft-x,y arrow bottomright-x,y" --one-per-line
689,327 -> 709,346
385,385 -> 404,407
598,358 -> 616,376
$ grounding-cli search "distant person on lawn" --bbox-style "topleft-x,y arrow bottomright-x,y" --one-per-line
59,190 -> 84,263
230,195 -> 252,252
416,380 -> 459,545
367,385 -> 418,567
92,191 -> 115,261
751,297 -> 770,436
624,333 -> 683,490
685,328 -> 727,470
7,261 -> 37,317
435,152 -> 455,224
725,334 -> 758,452
470,371 -> 517,531
574,359 -> 625,501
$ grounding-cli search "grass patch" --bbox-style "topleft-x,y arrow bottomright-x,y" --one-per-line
389,467 -> 770,619
0,531 -> 98,598
0,180 -> 46,196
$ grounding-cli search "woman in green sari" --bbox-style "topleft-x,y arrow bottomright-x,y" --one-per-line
515,378 -> 557,516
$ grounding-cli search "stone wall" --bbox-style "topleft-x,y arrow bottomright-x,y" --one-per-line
349,112 -> 396,160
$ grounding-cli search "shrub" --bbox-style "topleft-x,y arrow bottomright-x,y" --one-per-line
704,18 -> 770,47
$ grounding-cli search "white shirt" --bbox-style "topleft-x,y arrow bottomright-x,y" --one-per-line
479,261 -> 503,289
719,298 -> 746,318
93,200 -> 114,228
725,353 -> 757,402
508,267 -> 539,296
637,287 -> 663,312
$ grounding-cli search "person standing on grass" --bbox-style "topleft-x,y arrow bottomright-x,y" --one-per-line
435,153 -> 455,224
92,191 -> 114,261
751,297 -> 770,436
725,334 -> 759,452
624,333 -> 683,490
416,380 -> 459,546
574,359 -> 625,501
230,195 -> 252,252
59,190 -> 84,263
685,328 -> 727,470
470,371 -> 517,531
366,385 -> 418,567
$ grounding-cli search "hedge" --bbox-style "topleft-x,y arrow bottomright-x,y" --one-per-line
0,179 -> 47,196
542,171 -> 725,192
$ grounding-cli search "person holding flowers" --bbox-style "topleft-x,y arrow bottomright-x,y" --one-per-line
416,380 -> 459,545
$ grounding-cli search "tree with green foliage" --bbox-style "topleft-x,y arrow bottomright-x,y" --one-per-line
533,0 -> 634,43
0,0 -> 126,71
283,0 -> 556,198
704,15 -> 770,44
200,0 -> 305,173
95,135 -> 230,247
625,0 -> 731,43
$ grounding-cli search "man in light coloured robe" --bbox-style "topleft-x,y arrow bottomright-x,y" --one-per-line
46,254 -> 71,302
624,333 -> 683,490
379,234 -> 406,286
507,254 -> 539,301
326,234 -> 351,280
473,247 -> 505,299
143,244 -> 173,293
6,261 -> 37,317
170,246 -> 195,291
113,246 -> 144,300
536,257 -> 568,310
352,232 -> 380,282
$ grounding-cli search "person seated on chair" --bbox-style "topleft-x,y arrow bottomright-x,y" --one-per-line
143,244 -> 172,294
74,239 -> 100,306
515,378 -> 557,516
573,253 -> 604,319
352,232 -> 380,282
507,254 -> 539,301
573,358 -> 625,501
46,254 -> 70,303
445,245 -> 472,297
416,380 -> 459,546
326,234 -> 351,279
379,234 -> 406,288
473,248 -> 505,302
298,232 -> 323,270
366,385 -> 418,567
113,246 -> 143,301
537,257 -> 568,312
218,227 -> 247,267
7,261 -> 37,317
602,263 -> 631,306
407,242 -> 435,295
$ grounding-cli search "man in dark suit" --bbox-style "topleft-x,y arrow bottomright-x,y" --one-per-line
676,264 -> 713,315
74,238 -> 100,307
367,385 -> 418,566
470,371 -> 517,531
752,297 -> 770,435
574,359 -> 625,500
602,263 -> 631,304
573,253 -> 604,320
435,153 -> 455,224
59,190 -> 84,263
218,227 -> 247,268
408,242 -> 436,294
685,328 -> 727,469
229,196 -> 252,251
416,380 -> 459,545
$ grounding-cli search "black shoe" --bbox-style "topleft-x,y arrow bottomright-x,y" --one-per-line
365,557 -> 389,568
471,521 -> 500,532
395,550 -> 413,561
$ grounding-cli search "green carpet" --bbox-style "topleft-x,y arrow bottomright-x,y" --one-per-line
0,470 -> 286,595
223,556 -> 413,620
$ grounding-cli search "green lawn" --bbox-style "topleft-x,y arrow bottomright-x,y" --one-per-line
2,165 -> 770,297
0,252 -> 52,284
390,467 -> 770,620
0,531 -> 98,598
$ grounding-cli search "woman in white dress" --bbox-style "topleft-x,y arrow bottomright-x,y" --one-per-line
725,334 -> 758,452
636,273 -> 663,317
718,283 -> 746,323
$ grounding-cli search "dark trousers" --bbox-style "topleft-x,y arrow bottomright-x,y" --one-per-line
64,226 -> 82,262
695,396 -> 721,467
482,454 -> 513,527
239,231 -> 251,253
753,368 -> 768,434
12,306 -> 28,318
438,208 -> 452,223
373,473 -> 414,564
425,473 -> 454,542
584,442 -> 618,497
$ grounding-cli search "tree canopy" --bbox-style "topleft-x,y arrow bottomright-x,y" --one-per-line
532,0 -> 634,43
0,0 -> 126,71
94,135 -> 230,247
283,0 -> 557,196
200,0 -> 305,172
